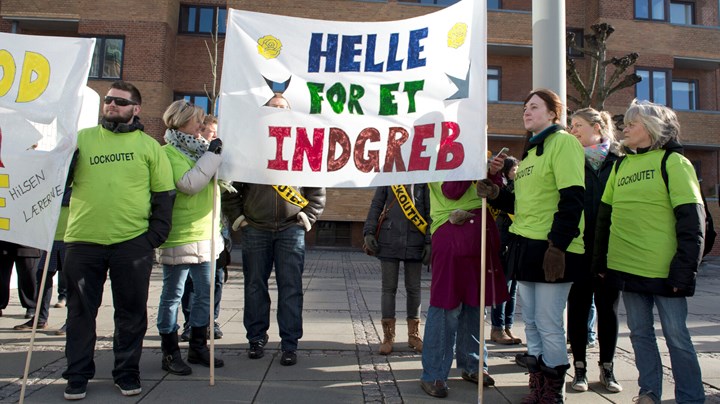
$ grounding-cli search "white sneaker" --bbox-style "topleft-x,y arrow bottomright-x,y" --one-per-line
599,362 -> 623,393
571,361 -> 588,392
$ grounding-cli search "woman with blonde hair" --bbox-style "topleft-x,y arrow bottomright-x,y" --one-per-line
567,108 -> 623,393
156,100 -> 225,375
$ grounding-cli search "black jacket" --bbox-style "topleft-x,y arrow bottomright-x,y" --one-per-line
582,152 -> 621,275
363,185 -> 431,261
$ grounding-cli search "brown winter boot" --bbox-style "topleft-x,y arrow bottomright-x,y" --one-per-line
520,354 -> 545,404
379,318 -> 396,355
539,357 -> 570,403
407,318 -> 423,352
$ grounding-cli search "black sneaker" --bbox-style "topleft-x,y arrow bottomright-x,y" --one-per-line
180,323 -> 191,342
280,350 -> 297,366
114,376 -> 142,396
13,319 -> 47,330
207,321 -> 223,339
64,380 -> 87,400
515,352 -> 528,368
248,334 -> 269,359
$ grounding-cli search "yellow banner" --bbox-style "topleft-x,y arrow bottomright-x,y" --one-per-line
273,185 -> 308,208
390,185 -> 428,235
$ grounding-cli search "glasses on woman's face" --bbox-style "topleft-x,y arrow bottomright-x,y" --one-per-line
104,96 -> 137,107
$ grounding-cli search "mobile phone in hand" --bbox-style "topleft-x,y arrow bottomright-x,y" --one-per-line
494,147 -> 509,159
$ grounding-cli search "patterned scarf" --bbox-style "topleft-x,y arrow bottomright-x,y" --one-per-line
163,128 -> 237,194
585,140 -> 609,171
164,128 -> 208,162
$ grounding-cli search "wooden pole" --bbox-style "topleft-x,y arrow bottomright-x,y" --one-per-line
478,199 -> 487,403
19,251 -> 52,403
209,175 -> 218,386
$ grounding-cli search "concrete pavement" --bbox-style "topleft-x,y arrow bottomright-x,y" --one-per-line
1,249 -> 719,403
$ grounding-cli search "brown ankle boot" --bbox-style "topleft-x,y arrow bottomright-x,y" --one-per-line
379,318 -> 396,355
491,328 -> 515,344
505,328 -> 522,344
407,318 -> 423,352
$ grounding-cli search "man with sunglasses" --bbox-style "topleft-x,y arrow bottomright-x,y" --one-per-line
62,81 -> 175,400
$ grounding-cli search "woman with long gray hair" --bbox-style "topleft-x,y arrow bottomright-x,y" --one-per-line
593,99 -> 705,403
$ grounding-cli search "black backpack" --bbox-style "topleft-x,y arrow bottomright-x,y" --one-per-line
614,149 -> 717,256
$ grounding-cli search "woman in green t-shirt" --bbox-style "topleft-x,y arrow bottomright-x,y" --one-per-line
479,89 -> 586,403
155,100 -> 225,375
592,100 -> 705,403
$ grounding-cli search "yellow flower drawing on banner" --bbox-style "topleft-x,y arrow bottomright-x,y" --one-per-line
257,35 -> 282,59
447,23 -> 468,49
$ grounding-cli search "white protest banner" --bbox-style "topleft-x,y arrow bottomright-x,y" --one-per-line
218,0 -> 486,187
0,33 -> 95,250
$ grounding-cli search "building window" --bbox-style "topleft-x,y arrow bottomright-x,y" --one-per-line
488,67 -> 500,102
635,0 -> 666,21
635,0 -> 696,24
567,28 -> 584,58
179,5 -> 227,35
174,93 -> 218,115
315,221 -> 352,247
397,0 -> 460,5
669,1 -> 694,24
636,68 -> 670,106
89,37 -> 124,80
672,79 -> 697,110
488,0 -> 501,9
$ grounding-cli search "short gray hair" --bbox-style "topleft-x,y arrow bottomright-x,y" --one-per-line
623,99 -> 680,150
163,100 -> 205,130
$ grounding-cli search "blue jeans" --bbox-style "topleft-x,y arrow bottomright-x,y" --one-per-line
181,265 -> 224,323
491,278 -> 517,329
587,297 -> 597,344
623,292 -> 705,404
420,304 -> 488,382
518,281 -> 572,367
242,225 -> 305,351
157,261 -> 212,334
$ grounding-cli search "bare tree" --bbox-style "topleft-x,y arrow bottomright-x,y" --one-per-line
566,23 -> 642,113
204,10 -> 222,115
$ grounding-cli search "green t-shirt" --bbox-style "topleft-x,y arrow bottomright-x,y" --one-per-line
54,206 -> 69,241
65,125 -> 174,245
510,130 -> 585,254
601,150 -> 702,278
428,181 -> 483,234
161,145 -> 219,248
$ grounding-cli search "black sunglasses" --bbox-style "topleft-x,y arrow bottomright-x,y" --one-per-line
104,96 -> 137,107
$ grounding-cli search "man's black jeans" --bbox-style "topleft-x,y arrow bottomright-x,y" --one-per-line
62,236 -> 153,383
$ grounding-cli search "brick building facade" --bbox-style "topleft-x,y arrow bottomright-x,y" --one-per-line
2,0 -> 719,250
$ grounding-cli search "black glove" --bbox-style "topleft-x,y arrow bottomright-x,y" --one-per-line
543,240 -> 565,282
422,244 -> 432,266
208,138 -> 223,155
476,179 -> 499,200
364,234 -> 379,254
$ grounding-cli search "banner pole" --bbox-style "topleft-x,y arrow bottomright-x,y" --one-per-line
19,251 -> 52,404
478,199 -> 488,404
209,175 -> 218,386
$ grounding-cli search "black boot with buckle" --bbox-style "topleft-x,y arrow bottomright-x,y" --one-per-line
160,332 -> 192,375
